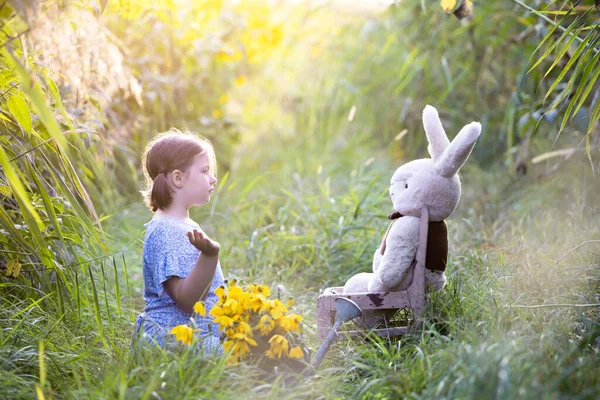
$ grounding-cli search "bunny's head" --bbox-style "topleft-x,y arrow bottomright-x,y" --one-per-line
389,105 -> 481,221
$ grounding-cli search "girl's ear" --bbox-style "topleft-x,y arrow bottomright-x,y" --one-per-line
171,169 -> 184,188
435,121 -> 481,177
423,105 -> 450,161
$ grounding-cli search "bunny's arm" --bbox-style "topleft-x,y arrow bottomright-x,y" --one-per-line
376,216 -> 420,289
372,248 -> 382,273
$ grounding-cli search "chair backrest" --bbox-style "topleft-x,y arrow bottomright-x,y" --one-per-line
407,206 -> 429,311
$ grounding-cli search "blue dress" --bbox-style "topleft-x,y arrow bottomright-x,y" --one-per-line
133,217 -> 225,353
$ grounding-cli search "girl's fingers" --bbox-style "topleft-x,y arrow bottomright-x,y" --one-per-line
188,229 -> 216,252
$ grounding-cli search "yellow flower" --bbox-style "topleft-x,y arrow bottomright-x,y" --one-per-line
286,297 -> 294,307
232,332 -> 257,347
219,94 -> 228,104
193,301 -> 206,317
222,298 -> 240,315
227,285 -> 247,301
224,333 -> 257,364
210,304 -> 223,317
234,75 -> 247,87
216,49 -> 243,63
234,321 -> 252,335
269,299 -> 288,319
255,285 -> 271,297
212,109 -> 222,119
256,315 -> 275,336
248,294 -> 265,312
288,346 -> 304,359
197,0 -> 223,24
215,286 -> 227,303
235,1 -> 271,30
290,314 -> 303,331
210,281 -> 305,362
267,334 -> 289,359
276,314 -> 301,332
234,339 -> 254,359
224,340 -> 241,365
214,315 -> 236,328
170,325 -> 195,346
440,0 -> 456,13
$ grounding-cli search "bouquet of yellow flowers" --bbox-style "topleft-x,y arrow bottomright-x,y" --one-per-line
170,280 -> 308,367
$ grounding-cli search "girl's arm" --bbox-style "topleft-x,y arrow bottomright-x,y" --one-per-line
164,229 -> 220,313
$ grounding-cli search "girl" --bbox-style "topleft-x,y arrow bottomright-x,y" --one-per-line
133,129 -> 224,352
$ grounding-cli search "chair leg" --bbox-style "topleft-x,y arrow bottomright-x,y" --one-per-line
407,306 -> 424,334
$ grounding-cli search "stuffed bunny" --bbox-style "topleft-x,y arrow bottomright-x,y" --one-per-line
344,105 -> 481,299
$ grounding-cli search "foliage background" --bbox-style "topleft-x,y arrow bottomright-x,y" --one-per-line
0,0 -> 598,399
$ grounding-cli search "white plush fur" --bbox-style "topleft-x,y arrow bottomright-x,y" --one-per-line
343,105 -> 481,296
369,216 -> 419,291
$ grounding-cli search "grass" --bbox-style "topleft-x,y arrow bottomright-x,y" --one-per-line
37,139 -> 593,399
2,92 -> 599,398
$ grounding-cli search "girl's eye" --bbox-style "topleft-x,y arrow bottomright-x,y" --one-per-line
404,183 -> 408,189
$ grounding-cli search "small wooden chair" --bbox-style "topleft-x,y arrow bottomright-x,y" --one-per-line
316,207 -> 430,340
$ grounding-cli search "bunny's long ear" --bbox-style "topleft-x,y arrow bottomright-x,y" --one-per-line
435,121 -> 481,177
423,105 -> 450,161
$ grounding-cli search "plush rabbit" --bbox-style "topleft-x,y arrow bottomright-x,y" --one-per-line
344,105 -> 481,298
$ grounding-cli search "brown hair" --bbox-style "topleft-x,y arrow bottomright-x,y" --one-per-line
141,129 -> 216,212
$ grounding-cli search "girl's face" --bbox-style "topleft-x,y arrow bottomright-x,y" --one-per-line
180,152 -> 217,207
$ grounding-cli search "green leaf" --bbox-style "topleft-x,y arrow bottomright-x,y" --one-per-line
0,203 -> 36,253
87,264 -> 105,340
2,48 -> 68,154
60,154 -> 101,228
7,260 -> 21,278
6,95 -> 32,134
543,24 -> 586,81
40,152 -> 106,254
0,145 -> 43,230
568,47 -> 600,124
544,25 -> 598,99
26,159 -> 64,239
0,185 -> 11,197
42,73 -> 71,127
112,257 -> 122,316
0,111 -> 15,125
557,35 -> 600,131
0,147 -> 53,270
527,2 -> 582,73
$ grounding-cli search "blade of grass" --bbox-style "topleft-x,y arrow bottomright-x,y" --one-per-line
542,23 -> 587,81
544,22 -> 598,99
121,253 -> 134,322
562,37 -> 600,125
87,264 -> 105,342
0,145 -> 43,229
100,260 -> 114,335
112,256 -> 122,316
1,292 -> 53,346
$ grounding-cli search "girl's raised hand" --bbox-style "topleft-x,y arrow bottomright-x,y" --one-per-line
187,229 -> 220,257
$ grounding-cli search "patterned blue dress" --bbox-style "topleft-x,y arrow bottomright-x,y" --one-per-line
133,217 -> 225,353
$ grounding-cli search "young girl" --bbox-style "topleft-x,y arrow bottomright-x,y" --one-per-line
133,129 -> 224,352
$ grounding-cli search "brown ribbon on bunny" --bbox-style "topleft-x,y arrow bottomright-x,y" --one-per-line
379,212 -> 448,272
